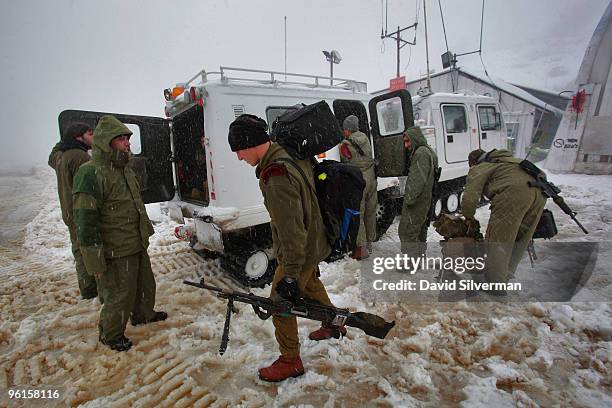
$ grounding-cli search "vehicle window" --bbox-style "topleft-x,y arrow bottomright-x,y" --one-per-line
478,106 -> 500,131
124,123 -> 142,155
443,105 -> 467,133
266,106 -> 299,132
376,97 -> 405,136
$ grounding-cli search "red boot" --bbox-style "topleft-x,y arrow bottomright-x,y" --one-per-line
258,356 -> 305,382
351,246 -> 369,260
308,325 -> 347,341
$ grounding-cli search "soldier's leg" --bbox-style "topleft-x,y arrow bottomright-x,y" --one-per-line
485,197 -> 529,283
356,192 -> 367,247
270,266 -> 300,358
98,254 -> 139,342
69,226 -> 98,299
508,192 -> 546,276
365,179 -> 379,244
399,222 -> 424,254
131,251 -> 157,324
300,266 -> 333,307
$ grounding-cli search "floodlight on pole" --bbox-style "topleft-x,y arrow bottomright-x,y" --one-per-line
322,49 -> 342,86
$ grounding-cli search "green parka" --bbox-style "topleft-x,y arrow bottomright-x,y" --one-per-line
339,131 -> 375,173
400,126 -> 438,225
73,115 -> 154,276
256,143 -> 331,279
48,140 -> 91,230
462,149 -> 540,220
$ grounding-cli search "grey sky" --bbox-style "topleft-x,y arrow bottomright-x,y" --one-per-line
0,0 -> 608,167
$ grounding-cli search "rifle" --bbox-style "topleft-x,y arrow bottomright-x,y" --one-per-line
184,279 -> 395,355
518,160 -> 588,234
527,178 -> 588,234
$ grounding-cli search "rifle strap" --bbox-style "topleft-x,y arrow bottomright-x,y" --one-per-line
348,138 -> 365,156
271,157 -> 318,197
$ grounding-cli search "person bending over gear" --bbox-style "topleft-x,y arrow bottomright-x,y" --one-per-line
461,149 -> 546,284
48,122 -> 99,300
339,115 -> 377,259
73,115 -> 167,352
228,114 -> 344,382
398,126 -> 438,254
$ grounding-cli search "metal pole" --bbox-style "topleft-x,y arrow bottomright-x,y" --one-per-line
330,60 -> 333,86
284,16 -> 287,81
396,26 -> 400,77
424,0 -> 432,92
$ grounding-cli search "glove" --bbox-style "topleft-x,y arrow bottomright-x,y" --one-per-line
275,277 -> 300,301
465,218 -> 482,239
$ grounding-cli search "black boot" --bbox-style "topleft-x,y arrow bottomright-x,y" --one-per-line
131,311 -> 168,326
100,335 -> 132,352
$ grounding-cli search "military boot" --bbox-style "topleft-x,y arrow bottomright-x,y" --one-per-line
308,324 -> 347,341
131,311 -> 168,326
100,335 -> 132,352
258,356 -> 305,382
351,246 -> 369,260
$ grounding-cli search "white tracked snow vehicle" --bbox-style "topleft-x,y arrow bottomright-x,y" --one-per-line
59,67 -> 405,287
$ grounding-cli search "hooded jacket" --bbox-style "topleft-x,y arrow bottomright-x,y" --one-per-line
73,115 -> 154,275
401,126 -> 438,224
256,143 -> 330,279
339,131 -> 375,173
48,139 -> 91,230
461,149 -> 540,219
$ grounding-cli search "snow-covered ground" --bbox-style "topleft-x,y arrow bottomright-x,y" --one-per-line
0,165 -> 611,407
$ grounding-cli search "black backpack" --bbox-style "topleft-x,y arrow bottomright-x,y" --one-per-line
271,101 -> 343,160
275,158 -> 365,256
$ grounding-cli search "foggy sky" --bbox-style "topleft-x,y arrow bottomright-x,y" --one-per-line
0,0 -> 609,167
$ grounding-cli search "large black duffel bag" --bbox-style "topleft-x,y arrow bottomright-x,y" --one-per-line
271,100 -> 343,160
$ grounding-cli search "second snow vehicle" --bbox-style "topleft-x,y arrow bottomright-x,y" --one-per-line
410,91 -> 507,216
59,67 -> 404,287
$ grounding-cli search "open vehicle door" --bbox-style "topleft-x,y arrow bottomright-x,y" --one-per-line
368,90 -> 414,177
333,99 -> 370,137
58,110 -> 174,204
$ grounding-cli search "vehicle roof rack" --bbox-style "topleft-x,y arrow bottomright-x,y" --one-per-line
184,66 -> 367,93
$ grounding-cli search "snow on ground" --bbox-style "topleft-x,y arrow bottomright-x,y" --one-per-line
0,166 -> 611,407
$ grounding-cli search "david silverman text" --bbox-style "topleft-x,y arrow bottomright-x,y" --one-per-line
372,279 -> 522,291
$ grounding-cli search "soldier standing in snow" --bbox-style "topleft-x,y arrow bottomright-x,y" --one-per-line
398,126 -> 438,254
339,115 -> 377,260
228,114 -> 344,382
48,122 -> 99,300
73,115 -> 167,352
461,149 -> 546,284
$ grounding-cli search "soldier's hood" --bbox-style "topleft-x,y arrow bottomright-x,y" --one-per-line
92,115 -> 132,154
484,149 -> 513,162
405,126 -> 428,153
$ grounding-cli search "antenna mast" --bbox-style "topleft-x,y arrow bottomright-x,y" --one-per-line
424,0 -> 432,92
380,0 -> 417,77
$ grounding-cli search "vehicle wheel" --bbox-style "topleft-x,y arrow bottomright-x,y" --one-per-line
375,197 -> 397,241
446,193 -> 459,213
433,199 -> 443,218
220,249 -> 277,288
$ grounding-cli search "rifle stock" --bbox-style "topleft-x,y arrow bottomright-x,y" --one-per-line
183,279 -> 395,354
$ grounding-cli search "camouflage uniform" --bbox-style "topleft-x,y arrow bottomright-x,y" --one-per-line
48,138 -> 98,299
340,131 -> 378,246
398,126 -> 438,253
73,115 -> 158,343
256,143 -> 332,358
461,149 -> 546,283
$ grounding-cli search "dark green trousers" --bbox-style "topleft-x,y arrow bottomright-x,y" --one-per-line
98,251 -> 157,342
68,225 -> 98,299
